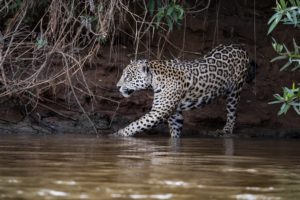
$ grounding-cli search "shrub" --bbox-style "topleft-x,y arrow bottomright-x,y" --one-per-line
267,0 -> 300,115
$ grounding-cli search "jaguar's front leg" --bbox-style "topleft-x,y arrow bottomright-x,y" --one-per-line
168,110 -> 184,138
115,110 -> 164,137
115,83 -> 185,137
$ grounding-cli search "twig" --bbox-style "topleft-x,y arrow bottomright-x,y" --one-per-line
186,0 -> 211,14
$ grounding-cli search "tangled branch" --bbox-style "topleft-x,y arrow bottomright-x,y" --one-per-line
0,0 -> 211,132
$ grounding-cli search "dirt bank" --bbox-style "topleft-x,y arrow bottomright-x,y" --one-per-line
0,0 -> 299,137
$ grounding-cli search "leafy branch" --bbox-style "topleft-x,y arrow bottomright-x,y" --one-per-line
271,38 -> 300,71
267,0 -> 300,115
269,84 -> 300,115
148,0 -> 184,30
267,0 -> 300,34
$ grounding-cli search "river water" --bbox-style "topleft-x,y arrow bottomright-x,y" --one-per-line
0,134 -> 299,200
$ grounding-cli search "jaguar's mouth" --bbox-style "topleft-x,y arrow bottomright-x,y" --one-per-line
125,89 -> 134,95
121,88 -> 135,97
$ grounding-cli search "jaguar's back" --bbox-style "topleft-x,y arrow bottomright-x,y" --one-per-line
178,44 -> 250,109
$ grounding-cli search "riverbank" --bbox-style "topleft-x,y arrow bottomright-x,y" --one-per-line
1,112 -> 299,138
0,0 -> 299,137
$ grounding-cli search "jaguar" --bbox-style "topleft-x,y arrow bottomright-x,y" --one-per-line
115,44 -> 255,137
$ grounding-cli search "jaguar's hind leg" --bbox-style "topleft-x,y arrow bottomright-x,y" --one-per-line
168,110 -> 184,138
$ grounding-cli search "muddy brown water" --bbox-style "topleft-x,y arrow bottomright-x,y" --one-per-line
0,134 -> 300,200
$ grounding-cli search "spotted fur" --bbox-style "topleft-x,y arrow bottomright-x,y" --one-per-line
115,44 -> 254,137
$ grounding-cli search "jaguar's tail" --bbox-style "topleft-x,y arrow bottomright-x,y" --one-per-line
246,60 -> 257,83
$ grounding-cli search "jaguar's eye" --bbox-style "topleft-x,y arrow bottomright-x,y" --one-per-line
124,75 -> 131,81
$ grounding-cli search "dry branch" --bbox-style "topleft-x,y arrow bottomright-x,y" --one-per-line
0,0 -> 209,133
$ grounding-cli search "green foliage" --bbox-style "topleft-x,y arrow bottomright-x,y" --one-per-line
267,0 -> 300,34
36,38 -> 48,49
96,36 -> 108,45
7,0 -> 22,14
267,0 -> 300,115
271,38 -> 300,71
148,0 -> 184,30
269,84 -> 300,115
2,0 -> 51,28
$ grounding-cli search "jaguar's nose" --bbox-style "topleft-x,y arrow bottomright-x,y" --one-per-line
117,86 -> 121,90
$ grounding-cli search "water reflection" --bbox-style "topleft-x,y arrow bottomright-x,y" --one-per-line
0,134 -> 299,199
223,138 -> 234,156
168,138 -> 181,152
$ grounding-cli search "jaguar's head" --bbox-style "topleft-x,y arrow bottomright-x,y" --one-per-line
117,59 -> 152,98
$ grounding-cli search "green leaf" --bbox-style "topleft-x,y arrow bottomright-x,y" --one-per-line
270,55 -> 287,62
283,44 -> 291,54
280,61 -> 293,71
292,10 -> 298,26
155,7 -> 165,28
36,38 -> 47,49
284,87 -> 295,98
280,0 -> 287,9
293,104 -> 300,114
283,87 -> 291,98
289,0 -> 297,6
290,101 -> 300,107
278,103 -> 291,115
148,0 -> 155,16
276,0 -> 282,9
268,15 -> 282,34
157,0 -> 162,8
283,103 -> 291,114
286,11 -> 293,22
178,7 -> 184,19
272,39 -> 284,53
167,6 -> 174,16
269,100 -> 282,104
166,17 -> 174,30
278,104 -> 285,115
268,13 -> 280,25
291,63 -> 300,71
274,93 -> 285,101
293,38 -> 299,54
